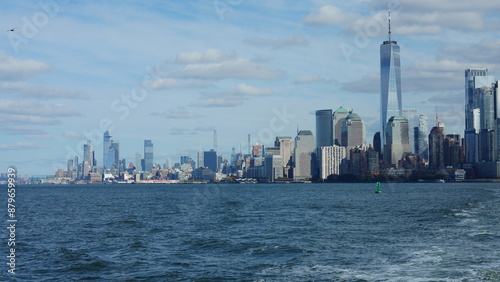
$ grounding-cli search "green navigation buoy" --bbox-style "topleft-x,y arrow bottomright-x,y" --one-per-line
375,182 -> 382,193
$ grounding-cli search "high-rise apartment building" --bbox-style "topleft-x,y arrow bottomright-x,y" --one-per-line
380,11 -> 402,147
415,115 -> 429,160
320,145 -> 346,179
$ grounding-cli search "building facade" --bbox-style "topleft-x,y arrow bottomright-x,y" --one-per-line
320,145 -> 346,179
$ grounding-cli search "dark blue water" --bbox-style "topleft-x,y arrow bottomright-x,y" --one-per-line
2,182 -> 500,281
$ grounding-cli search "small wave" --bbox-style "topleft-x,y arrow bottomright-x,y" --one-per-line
66,259 -> 109,272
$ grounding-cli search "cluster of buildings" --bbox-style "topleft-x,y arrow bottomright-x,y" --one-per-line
47,13 -> 500,183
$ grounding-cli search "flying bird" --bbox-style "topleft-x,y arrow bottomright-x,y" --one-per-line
7,28 -> 16,32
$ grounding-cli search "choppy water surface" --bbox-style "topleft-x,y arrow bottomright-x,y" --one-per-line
2,182 -> 500,281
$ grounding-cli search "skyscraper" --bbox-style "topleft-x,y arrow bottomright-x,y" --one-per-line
109,141 -> 119,170
464,68 -> 490,163
135,153 -> 143,171
429,122 -> 445,170
203,149 -> 217,172
144,140 -> 153,171
103,130 -> 111,168
403,108 -> 419,153
415,115 -> 429,160
384,116 -> 410,167
380,10 -> 402,146
333,107 -> 349,145
275,136 -> 294,169
444,134 -> 463,168
477,78 -> 496,162
83,140 -> 94,167
315,109 -> 333,149
293,130 -> 316,180
341,112 -> 366,150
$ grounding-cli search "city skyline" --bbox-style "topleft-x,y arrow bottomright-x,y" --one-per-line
1,1 -> 500,175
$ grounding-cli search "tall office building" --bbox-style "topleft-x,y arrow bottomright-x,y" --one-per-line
204,149 -> 217,172
197,149 -> 204,169
464,68 -> 490,163
415,115 -> 429,160
103,130 -> 111,168
341,112 -> 366,150
384,116 -> 410,167
403,108 -> 419,153
293,130 -> 316,180
429,122 -> 445,169
108,141 -> 119,170
444,134 -> 463,168
83,140 -> 94,168
144,140 -> 153,171
333,107 -> 349,145
380,10 -> 402,146
275,136 -> 294,169
477,79 -> 496,162
135,153 -> 143,171
315,109 -> 333,148
320,145 -> 346,179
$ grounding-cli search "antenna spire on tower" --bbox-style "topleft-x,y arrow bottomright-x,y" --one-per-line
388,8 -> 392,42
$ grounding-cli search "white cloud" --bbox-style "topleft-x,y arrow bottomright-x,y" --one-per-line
175,49 -> 236,64
244,35 -> 308,49
190,94 -> 244,107
0,142 -> 45,150
170,127 -> 197,135
62,131 -> 86,140
294,75 -> 323,84
230,84 -> 272,96
0,52 -> 51,80
2,126 -> 47,135
0,81 -> 88,99
25,134 -> 53,140
402,12 -> 485,31
439,39 -> 500,64
163,107 -> 204,119
369,0 -> 500,12
393,25 -> 442,35
0,100 -> 79,117
143,78 -> 180,89
173,58 -> 284,80
0,115 -> 60,125
303,5 -> 360,26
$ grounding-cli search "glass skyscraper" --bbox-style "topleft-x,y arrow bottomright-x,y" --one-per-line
144,140 -> 153,171
464,68 -> 494,163
315,109 -> 333,149
103,130 -> 111,169
380,11 -> 402,146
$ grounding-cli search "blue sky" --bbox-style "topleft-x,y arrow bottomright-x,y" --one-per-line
1,0 -> 500,176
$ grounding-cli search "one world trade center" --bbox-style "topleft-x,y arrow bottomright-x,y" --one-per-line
380,10 -> 402,146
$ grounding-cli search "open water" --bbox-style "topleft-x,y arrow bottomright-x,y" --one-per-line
1,182 -> 500,281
